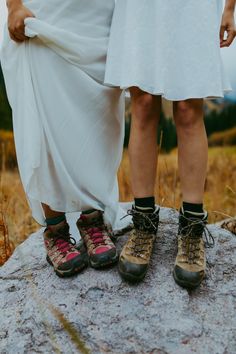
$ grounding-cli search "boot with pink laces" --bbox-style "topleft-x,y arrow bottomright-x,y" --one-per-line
76,210 -> 118,269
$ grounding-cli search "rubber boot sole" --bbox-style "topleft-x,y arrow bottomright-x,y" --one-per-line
173,270 -> 203,290
46,255 -> 88,278
76,240 -> 119,269
90,251 -> 118,269
118,264 -> 147,283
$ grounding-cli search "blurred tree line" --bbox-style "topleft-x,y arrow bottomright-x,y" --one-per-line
0,65 -> 236,153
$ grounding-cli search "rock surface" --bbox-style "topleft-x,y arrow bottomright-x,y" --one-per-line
0,207 -> 236,354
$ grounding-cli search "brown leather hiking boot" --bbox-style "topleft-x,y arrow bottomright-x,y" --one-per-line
119,207 -> 159,282
76,210 -> 118,269
173,210 -> 214,289
44,221 -> 88,277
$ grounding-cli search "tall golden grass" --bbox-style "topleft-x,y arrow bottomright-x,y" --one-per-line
0,130 -> 17,169
0,170 -> 38,265
0,143 -> 235,265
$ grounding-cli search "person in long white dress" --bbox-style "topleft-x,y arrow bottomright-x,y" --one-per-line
1,0 -> 126,277
105,0 -> 236,287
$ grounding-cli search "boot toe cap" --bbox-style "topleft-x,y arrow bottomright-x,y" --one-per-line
58,253 -> 88,271
119,259 -> 148,282
90,248 -> 118,268
174,265 -> 204,289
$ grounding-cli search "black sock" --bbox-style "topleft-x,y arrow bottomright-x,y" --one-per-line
45,214 -> 66,226
134,197 -> 155,213
182,202 -> 204,219
82,209 -> 96,215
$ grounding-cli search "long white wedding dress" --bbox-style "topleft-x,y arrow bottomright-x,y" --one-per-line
1,0 -> 126,229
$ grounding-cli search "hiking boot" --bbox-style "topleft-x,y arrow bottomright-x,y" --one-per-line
76,210 -> 118,269
119,207 -> 160,282
44,221 -> 88,277
173,210 -> 214,289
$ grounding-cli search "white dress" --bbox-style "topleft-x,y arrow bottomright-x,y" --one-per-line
105,0 -> 232,100
1,0 -> 126,229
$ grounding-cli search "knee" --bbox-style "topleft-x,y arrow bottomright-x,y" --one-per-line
130,89 -> 160,128
174,99 -> 203,131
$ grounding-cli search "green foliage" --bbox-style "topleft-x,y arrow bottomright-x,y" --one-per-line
124,118 -> 131,148
157,112 -> 177,152
205,104 -> 236,137
0,66 -> 12,130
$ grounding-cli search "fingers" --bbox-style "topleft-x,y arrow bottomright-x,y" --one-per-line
220,25 -> 236,48
8,23 -> 27,43
9,30 -> 28,43
10,32 -> 28,42
222,29 -> 236,47
7,6 -> 35,43
220,25 -> 226,44
27,11 -> 35,18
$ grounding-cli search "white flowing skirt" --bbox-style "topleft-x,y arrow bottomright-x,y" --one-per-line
1,0 -> 126,229
105,0 -> 232,100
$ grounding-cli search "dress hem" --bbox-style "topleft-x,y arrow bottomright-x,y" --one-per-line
104,80 -> 232,101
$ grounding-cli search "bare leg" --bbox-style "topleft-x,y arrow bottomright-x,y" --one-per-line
118,88 -> 161,282
42,203 -> 65,220
129,87 -> 162,198
173,99 -> 209,289
173,99 -> 208,204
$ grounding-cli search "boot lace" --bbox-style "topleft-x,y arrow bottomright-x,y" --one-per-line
82,217 -> 111,249
129,229 -> 155,259
180,215 -> 215,264
50,226 -> 76,256
121,208 -> 159,232
121,208 -> 159,259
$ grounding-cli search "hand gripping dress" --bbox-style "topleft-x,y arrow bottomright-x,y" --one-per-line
105,0 -> 232,100
1,0 -> 126,229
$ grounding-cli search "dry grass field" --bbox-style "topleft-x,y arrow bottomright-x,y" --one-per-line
0,170 -> 39,265
0,146 -> 235,265
118,147 -> 236,222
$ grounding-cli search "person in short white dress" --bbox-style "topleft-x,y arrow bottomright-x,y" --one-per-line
105,0 -> 236,287
1,0 -> 127,277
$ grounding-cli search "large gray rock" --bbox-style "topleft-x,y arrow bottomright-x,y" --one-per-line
0,207 -> 236,354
